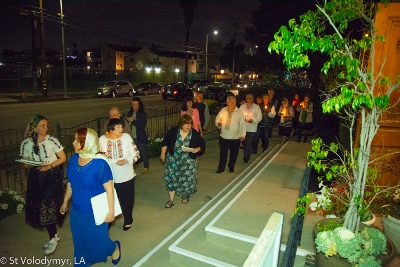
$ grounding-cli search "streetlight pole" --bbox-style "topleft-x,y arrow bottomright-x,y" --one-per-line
60,0 -> 68,98
205,30 -> 218,81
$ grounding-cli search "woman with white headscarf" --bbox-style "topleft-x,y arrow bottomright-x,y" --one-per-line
20,114 -> 66,256
60,128 -> 121,266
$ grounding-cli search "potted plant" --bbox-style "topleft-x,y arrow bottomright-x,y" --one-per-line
0,189 -> 25,220
268,0 -> 400,265
380,189 -> 400,254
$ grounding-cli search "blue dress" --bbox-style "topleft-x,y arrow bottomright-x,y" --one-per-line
67,154 -> 116,267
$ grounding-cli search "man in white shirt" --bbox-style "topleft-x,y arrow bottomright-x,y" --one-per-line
215,95 -> 246,173
240,94 -> 262,163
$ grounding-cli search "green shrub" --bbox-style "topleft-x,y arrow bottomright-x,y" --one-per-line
146,138 -> 163,158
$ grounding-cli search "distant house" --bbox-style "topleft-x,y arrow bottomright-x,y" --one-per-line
97,44 -> 200,84
101,44 -> 141,72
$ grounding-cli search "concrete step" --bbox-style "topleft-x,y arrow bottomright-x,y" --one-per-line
135,141 -> 322,267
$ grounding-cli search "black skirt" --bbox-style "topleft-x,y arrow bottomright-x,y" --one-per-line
295,122 -> 315,136
25,167 -> 65,229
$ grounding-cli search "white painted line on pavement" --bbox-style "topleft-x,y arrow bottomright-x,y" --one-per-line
132,144 -> 280,267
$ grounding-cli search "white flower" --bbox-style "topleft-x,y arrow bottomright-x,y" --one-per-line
1,203 -> 8,210
16,204 -> 24,213
334,227 -> 355,240
310,202 -> 318,211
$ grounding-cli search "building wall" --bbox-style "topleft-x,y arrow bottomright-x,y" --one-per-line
370,3 -> 400,185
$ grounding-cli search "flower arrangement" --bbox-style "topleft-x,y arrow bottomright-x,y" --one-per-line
0,189 -> 26,220
146,137 -> 163,158
315,224 -> 387,267
269,0 -> 400,265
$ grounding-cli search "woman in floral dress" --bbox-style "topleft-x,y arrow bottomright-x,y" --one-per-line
160,114 -> 205,207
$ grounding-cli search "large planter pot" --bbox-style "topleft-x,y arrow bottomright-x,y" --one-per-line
382,215 -> 400,254
314,218 -> 397,267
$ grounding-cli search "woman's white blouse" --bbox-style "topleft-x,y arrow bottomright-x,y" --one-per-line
99,133 -> 140,183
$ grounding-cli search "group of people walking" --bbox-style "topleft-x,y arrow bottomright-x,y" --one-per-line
18,90 -> 313,266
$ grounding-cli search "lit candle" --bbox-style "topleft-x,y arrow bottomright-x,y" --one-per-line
244,112 -> 247,121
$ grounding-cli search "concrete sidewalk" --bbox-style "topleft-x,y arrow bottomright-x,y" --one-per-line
0,129 -> 305,266
1,129 -> 399,266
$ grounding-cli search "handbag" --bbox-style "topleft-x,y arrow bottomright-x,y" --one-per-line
90,188 -> 122,225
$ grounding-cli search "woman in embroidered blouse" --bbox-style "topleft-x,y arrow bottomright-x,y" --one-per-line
180,97 -> 203,136
160,114 -> 205,208
20,115 -> 66,256
99,118 -> 140,231
60,128 -> 121,266
278,98 -> 295,145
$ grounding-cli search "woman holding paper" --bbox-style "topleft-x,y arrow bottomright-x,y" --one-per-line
60,128 -> 121,266
99,118 -> 140,231
20,115 -> 66,256
160,114 -> 205,207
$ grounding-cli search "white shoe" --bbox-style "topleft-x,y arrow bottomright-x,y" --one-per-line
44,237 -> 58,255
43,233 -> 60,249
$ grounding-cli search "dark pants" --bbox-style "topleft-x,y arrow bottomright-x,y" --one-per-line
114,179 -> 135,226
218,137 -> 240,171
134,138 -> 149,168
243,132 -> 256,161
259,126 -> 272,151
252,124 -> 261,152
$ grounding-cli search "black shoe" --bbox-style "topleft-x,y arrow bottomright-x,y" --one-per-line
123,225 -> 132,231
244,159 -> 248,163
252,150 -> 257,154
229,168 -> 234,173
216,169 -> 224,173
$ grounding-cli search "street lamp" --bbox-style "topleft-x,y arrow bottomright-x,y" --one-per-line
205,30 -> 218,81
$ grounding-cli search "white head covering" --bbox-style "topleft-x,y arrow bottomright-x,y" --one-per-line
78,128 -> 102,159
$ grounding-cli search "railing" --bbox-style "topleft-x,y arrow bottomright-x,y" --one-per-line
0,104 -> 182,194
281,166 -> 311,267
243,212 -> 284,267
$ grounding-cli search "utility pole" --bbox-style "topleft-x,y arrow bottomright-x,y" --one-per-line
39,0 -> 47,96
232,22 -> 239,86
31,12 -> 38,98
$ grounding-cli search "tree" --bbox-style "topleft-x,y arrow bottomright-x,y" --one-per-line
269,0 -> 400,233
179,0 -> 198,83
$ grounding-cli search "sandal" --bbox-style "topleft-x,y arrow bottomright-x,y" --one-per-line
182,198 -> 189,203
165,200 -> 174,208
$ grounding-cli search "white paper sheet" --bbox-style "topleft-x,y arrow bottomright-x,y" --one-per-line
15,159 -> 45,166
90,189 -> 122,225
181,146 -> 197,153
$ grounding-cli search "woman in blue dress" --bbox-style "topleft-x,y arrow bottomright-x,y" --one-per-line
60,128 -> 121,266
160,114 -> 205,208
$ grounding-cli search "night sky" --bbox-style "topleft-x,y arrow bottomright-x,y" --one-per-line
1,0 -> 262,53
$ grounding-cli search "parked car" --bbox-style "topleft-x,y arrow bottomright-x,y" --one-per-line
97,80 -> 135,98
204,86 -> 232,103
135,82 -> 164,95
190,79 -> 210,91
161,83 -> 194,101
236,81 -> 250,91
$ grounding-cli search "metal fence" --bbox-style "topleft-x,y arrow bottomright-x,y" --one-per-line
0,104 -> 182,194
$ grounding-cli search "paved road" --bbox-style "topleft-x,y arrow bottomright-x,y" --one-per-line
0,95 -> 179,131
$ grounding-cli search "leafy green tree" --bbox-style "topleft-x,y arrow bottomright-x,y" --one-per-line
269,0 -> 400,233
